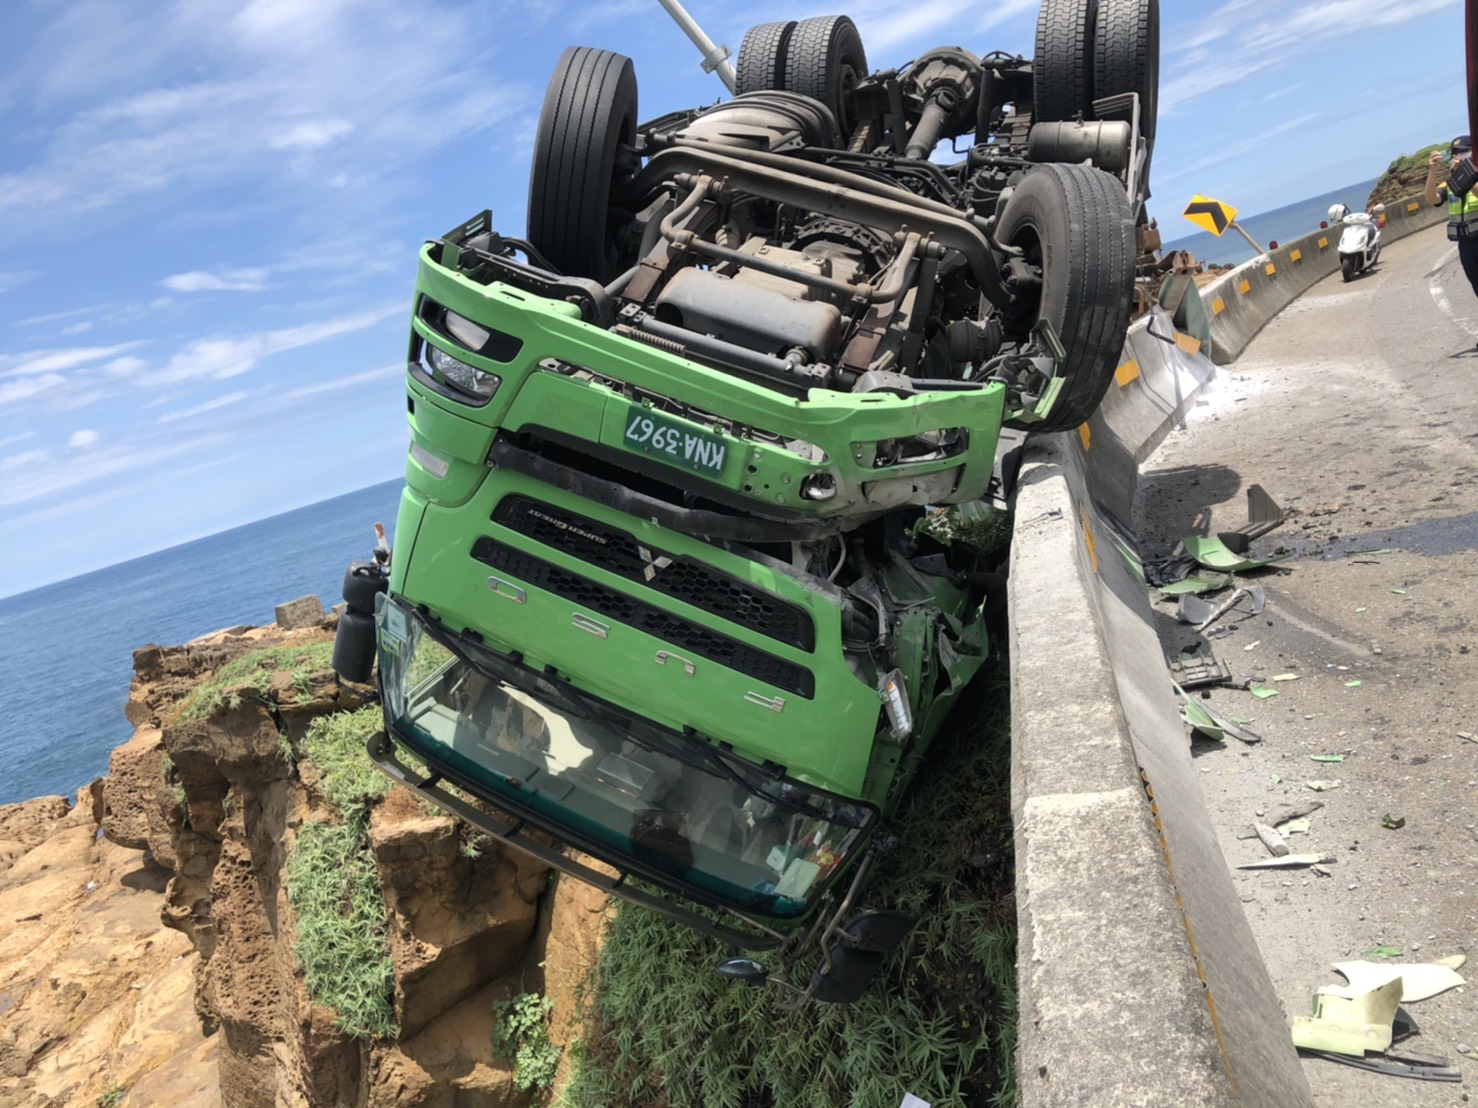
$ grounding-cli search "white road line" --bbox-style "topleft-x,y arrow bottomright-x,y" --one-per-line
1429,249 -> 1478,338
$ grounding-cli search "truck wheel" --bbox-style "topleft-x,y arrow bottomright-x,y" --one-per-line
1034,0 -> 1097,124
998,162 -> 1136,434
736,21 -> 797,95
527,46 -> 638,283
1094,0 -> 1159,144
783,15 -> 867,139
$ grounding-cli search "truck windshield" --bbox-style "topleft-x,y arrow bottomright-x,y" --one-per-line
376,597 -> 875,918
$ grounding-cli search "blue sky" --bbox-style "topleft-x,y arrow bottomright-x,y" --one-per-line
0,0 -> 1464,597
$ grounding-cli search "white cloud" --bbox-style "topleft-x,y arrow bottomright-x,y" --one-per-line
1162,0 -> 1454,113
62,321 -> 94,335
158,391 -> 251,424
0,341 -> 148,379
104,355 -> 149,378
0,432 -> 35,450
0,1 -> 528,229
162,267 -> 271,293
271,119 -> 353,151
143,305 -> 402,385
0,432 -> 229,510
0,374 -> 66,406
68,429 -> 100,448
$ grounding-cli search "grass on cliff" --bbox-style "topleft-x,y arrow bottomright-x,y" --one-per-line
173,641 -> 336,722
285,816 -> 398,1040
559,654 -> 1017,1108
285,705 -> 397,1040
300,705 -> 390,819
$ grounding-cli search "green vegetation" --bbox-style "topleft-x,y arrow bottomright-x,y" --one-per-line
160,752 -> 186,811
284,817 -> 398,1040
300,705 -> 390,819
492,992 -> 563,1092
560,656 -> 1017,1108
285,705 -> 397,1040
173,642 -> 336,722
95,1085 -> 126,1108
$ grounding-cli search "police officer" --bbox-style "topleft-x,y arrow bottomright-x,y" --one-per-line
1427,134 -> 1478,297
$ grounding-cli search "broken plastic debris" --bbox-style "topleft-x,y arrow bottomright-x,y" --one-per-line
1157,572 -> 1234,596
1309,754 -> 1344,763
1270,773 -> 1282,784
1181,694 -> 1263,745
1181,535 -> 1287,573
1381,814 -> 1406,830
1360,946 -> 1404,960
1292,977 -> 1403,1056
1272,673 -> 1301,682
1345,680 -> 1362,688
1324,959 -> 1466,1002
1282,817 -> 1312,835
1244,640 -> 1260,651
1355,606 -> 1368,612
1305,780 -> 1342,791
1391,589 -> 1406,595
1254,822 -> 1290,856
1237,853 -> 1335,869
900,1095 -> 932,1108
1251,687 -> 1280,699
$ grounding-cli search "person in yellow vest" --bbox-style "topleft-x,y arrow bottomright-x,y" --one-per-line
1426,134 -> 1478,296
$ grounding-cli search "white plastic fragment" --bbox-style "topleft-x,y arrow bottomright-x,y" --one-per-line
1320,960 -> 1467,1003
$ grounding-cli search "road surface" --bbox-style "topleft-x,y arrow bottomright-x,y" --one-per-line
1136,219 -> 1478,1106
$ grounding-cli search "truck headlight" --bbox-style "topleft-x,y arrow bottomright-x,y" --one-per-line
425,343 -> 501,400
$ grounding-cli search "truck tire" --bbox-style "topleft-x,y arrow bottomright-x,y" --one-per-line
1094,0 -> 1159,144
782,15 -> 867,139
527,46 -> 638,284
1034,0 -> 1097,124
997,162 -> 1136,433
736,21 -> 797,95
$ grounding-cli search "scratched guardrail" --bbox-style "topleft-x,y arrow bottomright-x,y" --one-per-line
1010,310 -> 1314,1106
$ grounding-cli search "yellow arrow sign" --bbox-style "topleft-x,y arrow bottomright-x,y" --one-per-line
1183,195 -> 1238,237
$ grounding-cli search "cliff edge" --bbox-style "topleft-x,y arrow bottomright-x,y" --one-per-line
0,616 -> 608,1107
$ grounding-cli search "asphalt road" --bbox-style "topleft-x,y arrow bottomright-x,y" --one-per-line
1135,220 -> 1478,1106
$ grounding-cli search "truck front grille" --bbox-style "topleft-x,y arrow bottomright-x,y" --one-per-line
492,496 -> 815,651
470,537 -> 815,699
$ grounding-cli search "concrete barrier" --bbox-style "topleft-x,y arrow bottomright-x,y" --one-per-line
1203,190 -> 1446,364
1011,311 -> 1315,1106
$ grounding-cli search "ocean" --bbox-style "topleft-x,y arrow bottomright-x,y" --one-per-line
0,478 -> 404,807
1160,176 -> 1382,267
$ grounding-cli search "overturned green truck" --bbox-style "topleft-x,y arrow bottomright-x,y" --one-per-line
334,0 -> 1159,1003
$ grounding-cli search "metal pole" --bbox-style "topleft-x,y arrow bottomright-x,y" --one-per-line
1228,220 -> 1266,258
654,0 -> 737,92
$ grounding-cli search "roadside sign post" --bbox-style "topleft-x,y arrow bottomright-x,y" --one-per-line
1183,194 -> 1268,257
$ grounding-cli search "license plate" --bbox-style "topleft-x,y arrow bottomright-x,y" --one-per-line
621,409 -> 728,478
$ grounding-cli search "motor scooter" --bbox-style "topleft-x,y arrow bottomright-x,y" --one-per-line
1329,202 -> 1383,282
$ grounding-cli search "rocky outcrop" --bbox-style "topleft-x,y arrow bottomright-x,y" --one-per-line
0,617 -> 611,1107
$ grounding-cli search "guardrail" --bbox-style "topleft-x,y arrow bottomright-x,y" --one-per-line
1011,309 -> 1312,1106
1202,191 -> 1446,364
1010,189 -> 1445,1104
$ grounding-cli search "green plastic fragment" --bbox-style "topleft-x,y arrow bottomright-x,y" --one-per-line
1362,945 -> 1403,959
1391,589 -> 1407,595
1355,606 -> 1368,613
1310,754 -> 1345,763
1345,680 -> 1362,688
1181,699 -> 1225,742
1381,814 -> 1405,830
1181,535 -> 1287,572
1157,572 -> 1235,596
1251,687 -> 1279,699
1270,773 -> 1282,784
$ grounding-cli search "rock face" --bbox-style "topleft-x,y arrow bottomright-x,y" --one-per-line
0,618 -> 611,1107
